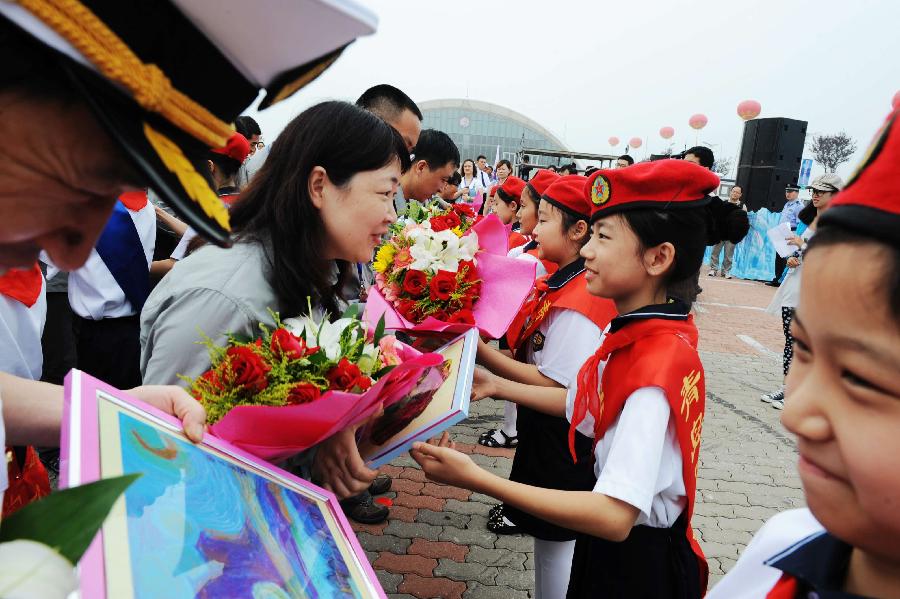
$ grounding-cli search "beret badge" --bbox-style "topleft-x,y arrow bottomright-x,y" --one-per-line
591,175 -> 611,206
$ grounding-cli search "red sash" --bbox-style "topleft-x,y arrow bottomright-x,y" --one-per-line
506,270 -> 616,358
220,192 -> 240,206
569,316 -> 709,593
3,446 -> 51,518
0,264 -> 43,308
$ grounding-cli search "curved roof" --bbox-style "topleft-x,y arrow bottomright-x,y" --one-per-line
418,98 -> 569,150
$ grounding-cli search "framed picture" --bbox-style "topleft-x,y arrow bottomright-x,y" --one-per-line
60,370 -> 385,599
358,328 -> 477,468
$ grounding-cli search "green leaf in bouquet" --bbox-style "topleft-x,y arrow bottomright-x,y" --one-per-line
374,314 -> 386,345
341,303 -> 360,321
373,364 -> 397,378
0,474 -> 140,565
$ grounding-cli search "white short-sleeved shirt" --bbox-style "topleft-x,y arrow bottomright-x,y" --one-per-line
68,202 -> 156,319
565,325 -> 686,528
507,244 -> 547,279
0,280 -> 47,381
707,509 -> 825,598
170,227 -> 197,261
524,308 -> 600,386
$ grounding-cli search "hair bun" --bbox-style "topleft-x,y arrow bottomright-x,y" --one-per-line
705,201 -> 749,245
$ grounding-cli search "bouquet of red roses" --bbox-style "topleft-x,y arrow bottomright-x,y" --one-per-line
417,202 -> 480,234
186,306 -> 443,461
367,213 -> 537,338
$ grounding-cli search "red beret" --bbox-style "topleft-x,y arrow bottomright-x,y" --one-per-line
211,132 -> 251,164
584,159 -> 719,223
542,175 -> 591,220
820,107 -> 900,246
497,176 -> 526,203
525,169 -> 561,199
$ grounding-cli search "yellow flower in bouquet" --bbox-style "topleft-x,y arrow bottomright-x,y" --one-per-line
373,243 -> 396,274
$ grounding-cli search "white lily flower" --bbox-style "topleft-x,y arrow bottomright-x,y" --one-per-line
315,318 -> 359,361
458,232 -> 479,261
284,316 -> 359,361
409,234 -> 442,271
357,343 -> 381,374
434,243 -> 461,272
0,540 -> 78,599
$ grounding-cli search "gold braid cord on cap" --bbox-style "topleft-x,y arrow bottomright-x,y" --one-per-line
18,0 -> 234,148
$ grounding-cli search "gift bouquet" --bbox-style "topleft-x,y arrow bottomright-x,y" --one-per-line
367,212 -> 537,338
186,306 -> 444,461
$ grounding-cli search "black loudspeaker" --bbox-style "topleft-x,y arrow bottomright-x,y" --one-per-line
736,166 -> 800,212
737,117 -> 807,211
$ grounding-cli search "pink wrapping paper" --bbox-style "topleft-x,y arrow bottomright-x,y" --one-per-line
208,342 -> 443,462
365,215 -> 537,339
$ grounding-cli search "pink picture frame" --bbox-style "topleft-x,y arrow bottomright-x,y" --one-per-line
61,369 -> 385,599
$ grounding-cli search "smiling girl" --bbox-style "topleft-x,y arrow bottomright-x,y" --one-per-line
708,107 -> 900,599
471,175 -> 617,597
414,160 -> 722,598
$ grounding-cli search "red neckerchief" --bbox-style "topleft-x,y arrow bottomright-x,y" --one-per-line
0,264 -> 43,308
119,190 -> 148,211
766,575 -> 798,598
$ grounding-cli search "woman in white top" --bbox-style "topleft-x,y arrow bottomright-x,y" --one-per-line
761,174 -> 842,409
455,158 -> 484,203
141,101 -> 409,499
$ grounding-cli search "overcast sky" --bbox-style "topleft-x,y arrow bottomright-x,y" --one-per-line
248,0 -> 900,180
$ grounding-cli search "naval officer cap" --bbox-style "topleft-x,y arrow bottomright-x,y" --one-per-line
1,0 -> 377,246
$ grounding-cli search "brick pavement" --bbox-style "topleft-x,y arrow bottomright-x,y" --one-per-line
354,267 -> 804,598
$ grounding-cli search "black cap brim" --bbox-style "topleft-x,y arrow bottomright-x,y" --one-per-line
63,60 -> 232,247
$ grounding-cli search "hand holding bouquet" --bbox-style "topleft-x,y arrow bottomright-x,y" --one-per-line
186,306 -> 443,461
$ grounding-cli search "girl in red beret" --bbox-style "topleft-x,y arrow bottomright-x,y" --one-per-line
413,160 -> 721,598
471,175 -> 618,598
492,176 -> 528,250
708,108 -> 900,598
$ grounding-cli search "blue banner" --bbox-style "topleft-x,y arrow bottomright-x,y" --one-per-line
798,158 -> 813,188
704,208 -> 782,281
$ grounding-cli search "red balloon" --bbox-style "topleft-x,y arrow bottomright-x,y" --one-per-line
737,100 -> 761,120
629,136 -> 643,149
659,126 -> 675,139
608,136 -> 620,147
689,114 -> 708,130
893,91 -> 900,110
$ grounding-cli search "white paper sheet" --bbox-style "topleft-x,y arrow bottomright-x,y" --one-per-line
767,222 -> 796,258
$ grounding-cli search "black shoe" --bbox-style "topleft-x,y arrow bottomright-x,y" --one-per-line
486,504 -> 521,534
340,491 -> 389,525
478,429 -> 518,448
369,474 -> 392,495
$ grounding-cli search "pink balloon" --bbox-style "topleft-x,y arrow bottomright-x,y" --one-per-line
893,91 -> 900,110
629,136 -> 643,149
659,126 -> 675,139
737,100 -> 761,121
689,113 -> 708,130
608,136 -> 620,147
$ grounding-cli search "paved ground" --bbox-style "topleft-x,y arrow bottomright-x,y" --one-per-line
353,268 -> 805,598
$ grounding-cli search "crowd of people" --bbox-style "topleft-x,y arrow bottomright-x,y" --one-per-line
2,3 -> 900,599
